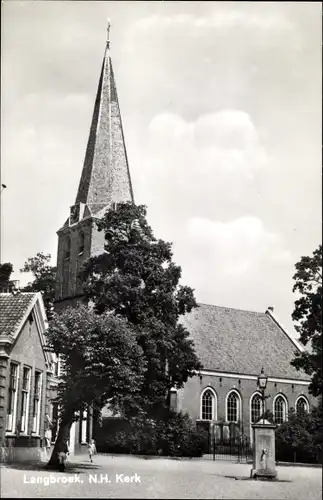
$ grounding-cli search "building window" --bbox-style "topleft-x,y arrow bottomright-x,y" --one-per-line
32,371 -> 42,434
226,391 -> 240,423
169,389 -> 178,412
296,396 -> 309,415
62,255 -> 70,297
201,389 -> 216,420
274,395 -> 288,424
20,367 -> 31,434
64,237 -> 71,260
250,393 -> 263,424
53,360 -> 59,377
56,356 -> 64,377
6,363 -> 19,432
78,232 -> 85,254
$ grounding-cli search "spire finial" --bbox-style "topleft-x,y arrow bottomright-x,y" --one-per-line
107,19 -> 111,48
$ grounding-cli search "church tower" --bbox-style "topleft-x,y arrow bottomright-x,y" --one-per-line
55,26 -> 134,311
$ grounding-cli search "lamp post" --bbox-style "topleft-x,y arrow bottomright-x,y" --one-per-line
251,368 -> 277,480
257,367 -> 268,424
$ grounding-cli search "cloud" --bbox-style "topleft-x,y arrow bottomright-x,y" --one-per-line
149,110 -> 261,152
187,215 -> 291,277
145,110 -> 268,209
171,214 -> 294,327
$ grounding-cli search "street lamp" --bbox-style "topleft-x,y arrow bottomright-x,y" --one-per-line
257,367 -> 268,424
251,368 -> 277,480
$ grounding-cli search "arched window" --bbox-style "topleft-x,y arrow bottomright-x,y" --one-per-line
64,237 -> 71,260
226,390 -> 241,423
79,232 -> 85,254
201,388 -> 216,421
250,393 -> 263,424
274,395 -> 288,424
296,396 -> 309,415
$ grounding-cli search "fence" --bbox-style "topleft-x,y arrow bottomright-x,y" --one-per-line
197,421 -> 253,463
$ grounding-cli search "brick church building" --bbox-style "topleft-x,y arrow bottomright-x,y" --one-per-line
53,29 -> 314,452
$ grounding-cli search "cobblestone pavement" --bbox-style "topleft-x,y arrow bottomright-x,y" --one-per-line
1,453 -> 322,499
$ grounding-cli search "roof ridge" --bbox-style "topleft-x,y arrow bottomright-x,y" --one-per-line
197,302 -> 266,315
0,292 -> 38,338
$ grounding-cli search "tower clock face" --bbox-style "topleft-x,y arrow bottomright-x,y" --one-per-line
70,204 -> 80,225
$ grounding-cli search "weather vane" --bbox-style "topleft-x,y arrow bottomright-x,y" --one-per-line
107,19 -> 111,48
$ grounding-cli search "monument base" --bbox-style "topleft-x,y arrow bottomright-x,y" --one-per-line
250,468 -> 277,480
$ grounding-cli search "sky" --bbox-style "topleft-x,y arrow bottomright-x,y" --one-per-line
1,1 -> 322,337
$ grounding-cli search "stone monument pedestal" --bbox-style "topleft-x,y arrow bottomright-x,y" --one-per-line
250,419 -> 277,480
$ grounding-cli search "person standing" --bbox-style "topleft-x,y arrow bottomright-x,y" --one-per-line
88,439 -> 97,463
44,428 -> 52,458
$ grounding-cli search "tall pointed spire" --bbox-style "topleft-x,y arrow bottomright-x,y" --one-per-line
74,23 -> 134,217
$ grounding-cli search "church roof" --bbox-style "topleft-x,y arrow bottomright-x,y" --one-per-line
0,292 -> 38,337
75,29 -> 134,216
181,303 -> 309,381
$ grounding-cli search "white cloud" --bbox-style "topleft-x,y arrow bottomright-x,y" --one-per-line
187,216 -> 291,277
149,109 -> 266,161
146,110 -> 267,203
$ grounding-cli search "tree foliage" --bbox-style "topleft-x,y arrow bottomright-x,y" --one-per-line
95,410 -> 208,457
291,245 -> 322,396
81,202 -> 202,418
20,252 -> 56,317
45,305 -> 146,467
0,262 -> 13,288
275,403 -> 323,464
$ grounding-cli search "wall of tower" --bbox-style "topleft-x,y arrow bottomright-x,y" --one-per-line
55,216 -> 106,312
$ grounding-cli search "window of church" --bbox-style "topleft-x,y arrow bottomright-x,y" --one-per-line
64,237 -> 71,260
201,389 -> 214,420
296,396 -> 309,415
227,391 -> 240,423
250,393 -> 262,423
78,232 -> 85,255
274,395 -> 287,424
62,259 -> 70,297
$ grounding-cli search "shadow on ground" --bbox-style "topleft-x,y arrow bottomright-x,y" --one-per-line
223,475 -> 292,483
1,461 -> 101,473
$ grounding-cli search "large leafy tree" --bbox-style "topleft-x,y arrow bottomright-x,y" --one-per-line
81,202 -> 202,418
291,245 -> 322,397
46,305 -> 146,469
20,252 -> 56,316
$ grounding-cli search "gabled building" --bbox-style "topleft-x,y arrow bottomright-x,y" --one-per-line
178,304 -> 313,445
0,292 -> 57,462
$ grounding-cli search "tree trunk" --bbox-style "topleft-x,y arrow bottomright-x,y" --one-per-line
46,413 -> 73,470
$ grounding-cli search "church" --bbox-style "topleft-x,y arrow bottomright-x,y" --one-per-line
53,29 -> 314,452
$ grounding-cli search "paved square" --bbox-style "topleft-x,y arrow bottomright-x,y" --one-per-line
1,454 -> 322,499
